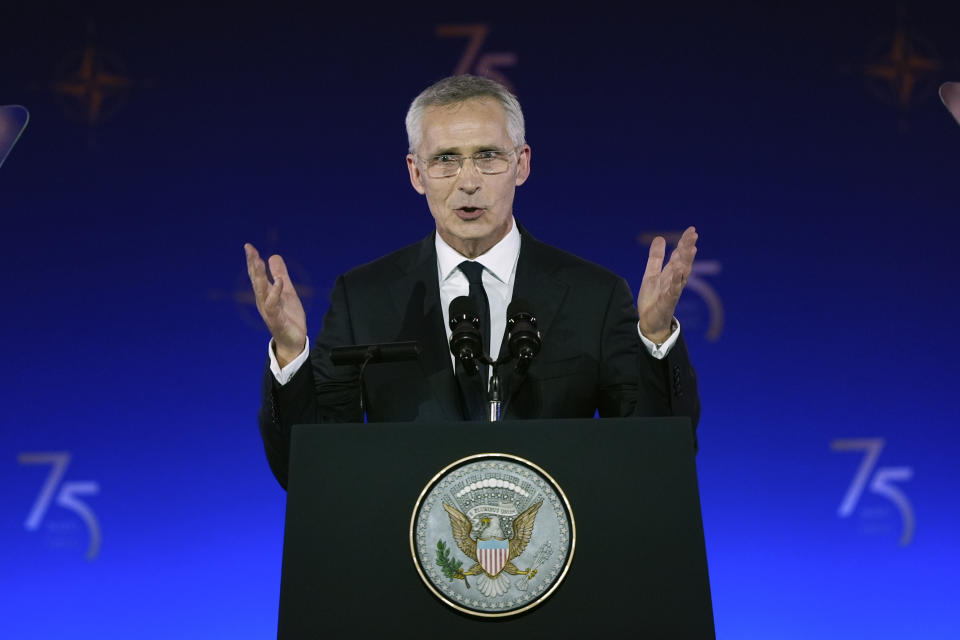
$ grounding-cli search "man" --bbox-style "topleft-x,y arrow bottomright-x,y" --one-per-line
245,75 -> 700,489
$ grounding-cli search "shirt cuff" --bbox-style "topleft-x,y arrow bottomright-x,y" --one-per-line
268,337 -> 310,385
638,318 -> 680,360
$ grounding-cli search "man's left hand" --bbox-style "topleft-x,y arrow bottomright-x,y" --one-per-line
637,226 -> 698,343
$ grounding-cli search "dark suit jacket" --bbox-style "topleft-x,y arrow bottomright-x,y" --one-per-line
259,227 -> 700,488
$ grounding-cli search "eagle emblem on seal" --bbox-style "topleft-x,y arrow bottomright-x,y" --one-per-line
441,500 -> 543,597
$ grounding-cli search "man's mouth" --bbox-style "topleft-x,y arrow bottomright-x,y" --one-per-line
455,206 -> 485,220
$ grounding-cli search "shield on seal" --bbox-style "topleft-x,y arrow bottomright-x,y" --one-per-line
477,538 -> 510,576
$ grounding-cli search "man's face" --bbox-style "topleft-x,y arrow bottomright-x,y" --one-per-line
406,98 -> 531,258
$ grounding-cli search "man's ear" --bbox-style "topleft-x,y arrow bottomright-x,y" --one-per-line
407,154 -> 426,195
515,144 -> 531,186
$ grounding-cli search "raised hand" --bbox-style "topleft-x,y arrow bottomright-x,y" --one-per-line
636,226 -> 698,343
244,243 -> 307,367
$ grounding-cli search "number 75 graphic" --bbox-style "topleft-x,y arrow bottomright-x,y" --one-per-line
18,452 -> 101,560
830,439 -> 914,546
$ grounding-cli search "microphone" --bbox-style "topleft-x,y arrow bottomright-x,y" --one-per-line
330,341 -> 420,366
506,299 -> 541,374
449,296 -> 482,375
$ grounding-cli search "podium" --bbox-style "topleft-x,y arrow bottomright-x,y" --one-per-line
278,417 -> 714,638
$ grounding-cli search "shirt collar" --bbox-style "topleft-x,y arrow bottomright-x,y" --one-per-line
435,217 -> 521,284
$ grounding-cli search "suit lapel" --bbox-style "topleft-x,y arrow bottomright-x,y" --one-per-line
388,233 -> 465,420
502,228 -> 569,414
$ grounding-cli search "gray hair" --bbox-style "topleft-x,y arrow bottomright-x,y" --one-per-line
405,75 -> 526,154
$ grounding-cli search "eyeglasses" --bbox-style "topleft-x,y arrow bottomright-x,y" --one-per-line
419,146 -> 522,179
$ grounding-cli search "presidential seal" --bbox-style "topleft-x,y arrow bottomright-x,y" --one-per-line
410,453 -> 575,618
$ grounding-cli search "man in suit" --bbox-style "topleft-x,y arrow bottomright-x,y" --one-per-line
245,75 -> 700,489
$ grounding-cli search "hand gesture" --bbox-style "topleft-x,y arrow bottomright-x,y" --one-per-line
636,226 -> 698,343
244,243 -> 307,366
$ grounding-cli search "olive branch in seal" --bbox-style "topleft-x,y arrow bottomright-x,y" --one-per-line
436,539 -> 470,588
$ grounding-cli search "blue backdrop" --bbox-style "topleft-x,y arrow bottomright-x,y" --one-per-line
2,3 -> 958,637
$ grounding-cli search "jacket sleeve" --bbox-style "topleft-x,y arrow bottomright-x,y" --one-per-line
257,275 -> 364,489
597,277 -> 700,449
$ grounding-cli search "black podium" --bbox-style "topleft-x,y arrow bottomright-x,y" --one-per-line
278,417 -> 714,638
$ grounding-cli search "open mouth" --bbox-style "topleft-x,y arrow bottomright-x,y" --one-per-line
456,207 -> 485,220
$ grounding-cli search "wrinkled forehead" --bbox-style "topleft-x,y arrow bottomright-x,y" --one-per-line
419,98 -> 512,155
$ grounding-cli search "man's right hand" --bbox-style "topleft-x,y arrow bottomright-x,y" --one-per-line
244,243 -> 307,368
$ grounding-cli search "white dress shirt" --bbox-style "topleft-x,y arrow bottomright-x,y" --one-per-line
269,218 -> 680,385
436,219 -> 521,368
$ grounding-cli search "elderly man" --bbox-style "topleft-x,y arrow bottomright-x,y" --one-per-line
245,75 -> 700,488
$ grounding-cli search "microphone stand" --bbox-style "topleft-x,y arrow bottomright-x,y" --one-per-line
330,341 -> 421,422
488,363 -> 502,422
483,353 -> 513,423
358,348 -> 375,421
480,316 -> 540,422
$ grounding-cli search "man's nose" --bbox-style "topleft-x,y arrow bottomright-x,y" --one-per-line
456,157 -> 482,193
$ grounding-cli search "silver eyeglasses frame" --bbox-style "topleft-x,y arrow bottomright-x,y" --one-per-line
416,145 -> 524,179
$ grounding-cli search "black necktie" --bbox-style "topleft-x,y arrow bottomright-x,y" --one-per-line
458,260 -> 490,391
